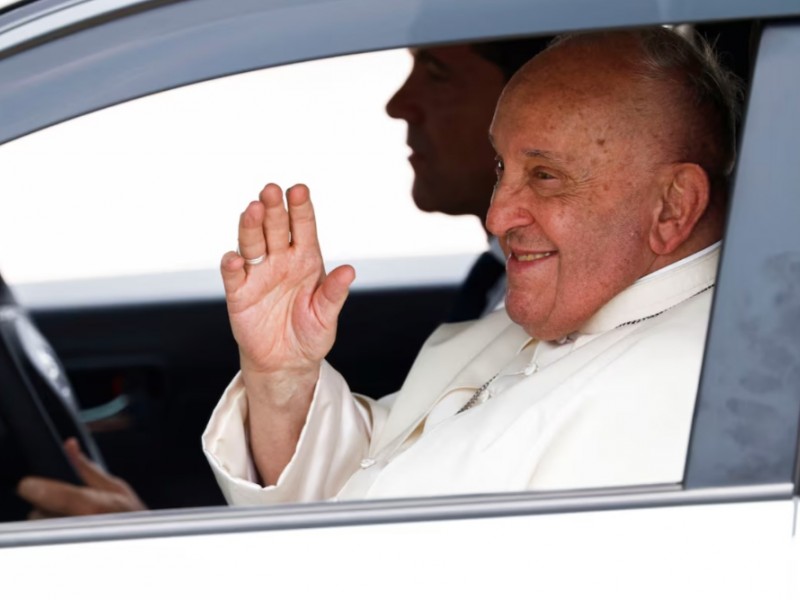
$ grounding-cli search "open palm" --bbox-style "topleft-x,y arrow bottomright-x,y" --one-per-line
220,184 -> 355,377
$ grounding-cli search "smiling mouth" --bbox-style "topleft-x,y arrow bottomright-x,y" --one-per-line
514,251 -> 555,262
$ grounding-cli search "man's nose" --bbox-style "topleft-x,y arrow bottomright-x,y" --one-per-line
385,79 -> 421,123
486,185 -> 534,238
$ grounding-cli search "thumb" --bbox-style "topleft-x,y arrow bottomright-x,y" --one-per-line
313,264 -> 355,327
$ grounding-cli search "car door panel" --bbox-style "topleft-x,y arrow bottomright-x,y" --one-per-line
24,282 -> 457,509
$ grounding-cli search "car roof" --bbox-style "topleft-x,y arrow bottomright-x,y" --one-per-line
1,0 -> 800,145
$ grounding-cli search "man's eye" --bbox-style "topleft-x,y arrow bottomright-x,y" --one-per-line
423,62 -> 449,82
533,170 -> 556,180
494,157 -> 504,178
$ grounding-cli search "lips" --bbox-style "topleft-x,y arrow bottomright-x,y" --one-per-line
507,243 -> 558,261
406,132 -> 429,161
515,251 -> 554,262
505,247 -> 558,274
408,144 -> 425,161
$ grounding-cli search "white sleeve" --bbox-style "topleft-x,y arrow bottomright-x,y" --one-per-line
202,360 -> 390,505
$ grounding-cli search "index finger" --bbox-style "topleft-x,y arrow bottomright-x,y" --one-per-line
63,437 -> 120,492
17,476 -> 103,517
286,184 -> 321,254
237,197 -> 269,263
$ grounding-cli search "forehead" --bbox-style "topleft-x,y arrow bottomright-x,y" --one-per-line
507,42 -> 637,108
491,46 -> 659,152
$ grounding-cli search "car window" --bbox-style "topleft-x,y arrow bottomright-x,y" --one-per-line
0,49 -> 486,285
0,35 -> 734,507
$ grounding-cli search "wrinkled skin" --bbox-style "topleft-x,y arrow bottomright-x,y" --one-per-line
487,36 -> 715,340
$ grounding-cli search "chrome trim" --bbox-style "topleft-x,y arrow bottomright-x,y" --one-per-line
0,0 -> 151,48
0,0 -> 28,13
0,482 -> 793,548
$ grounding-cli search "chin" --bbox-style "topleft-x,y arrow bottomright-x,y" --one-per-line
505,295 -> 567,341
412,183 -> 459,214
506,299 -> 543,337
413,199 -> 457,215
413,202 -> 438,213
410,190 -> 438,213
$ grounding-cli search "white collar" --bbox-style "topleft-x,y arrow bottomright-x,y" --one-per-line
636,241 -> 721,284
578,243 -> 720,336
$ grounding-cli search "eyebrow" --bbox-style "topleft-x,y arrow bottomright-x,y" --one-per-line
523,149 -> 569,165
488,135 -> 569,165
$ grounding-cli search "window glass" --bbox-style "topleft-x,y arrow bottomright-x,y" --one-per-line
0,49 -> 486,284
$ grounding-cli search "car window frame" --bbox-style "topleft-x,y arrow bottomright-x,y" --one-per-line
0,0 -> 798,547
2,0 -> 800,145
685,19 -> 800,491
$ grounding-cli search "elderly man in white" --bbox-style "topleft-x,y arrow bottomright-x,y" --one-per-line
203,27 -> 738,503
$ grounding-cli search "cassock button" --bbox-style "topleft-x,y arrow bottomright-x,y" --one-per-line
360,458 -> 376,469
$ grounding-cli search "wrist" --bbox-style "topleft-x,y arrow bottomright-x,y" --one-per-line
240,359 -> 321,411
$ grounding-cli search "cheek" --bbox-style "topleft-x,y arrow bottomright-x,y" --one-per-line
555,205 -> 644,280
584,220 -> 649,293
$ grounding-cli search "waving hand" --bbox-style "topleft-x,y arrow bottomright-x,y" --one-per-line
221,183 -> 354,379
220,184 -> 354,482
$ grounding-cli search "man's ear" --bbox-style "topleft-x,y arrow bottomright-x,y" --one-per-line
649,163 -> 711,256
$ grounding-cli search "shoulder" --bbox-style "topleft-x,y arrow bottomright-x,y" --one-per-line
585,288 -> 715,394
626,287 -> 714,352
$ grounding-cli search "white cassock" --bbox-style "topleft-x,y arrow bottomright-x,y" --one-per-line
203,245 -> 720,504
